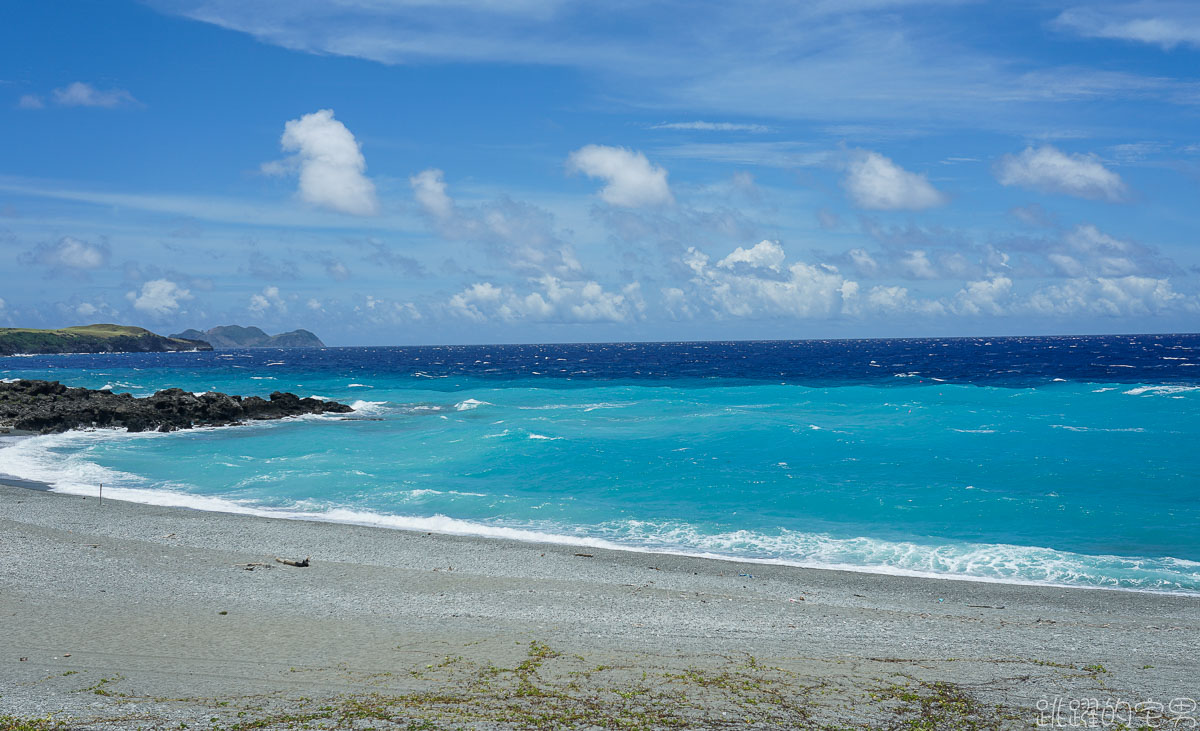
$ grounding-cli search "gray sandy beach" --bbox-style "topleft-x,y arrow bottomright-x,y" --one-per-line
1,479 -> 1197,729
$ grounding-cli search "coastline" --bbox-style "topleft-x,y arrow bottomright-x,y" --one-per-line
2,483 -> 1197,728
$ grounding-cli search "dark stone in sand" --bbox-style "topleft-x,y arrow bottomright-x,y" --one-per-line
0,379 -> 354,435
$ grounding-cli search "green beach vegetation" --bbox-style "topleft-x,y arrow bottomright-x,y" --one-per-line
0,324 -> 212,356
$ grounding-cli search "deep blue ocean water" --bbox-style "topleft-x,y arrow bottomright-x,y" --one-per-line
2,335 -> 1199,593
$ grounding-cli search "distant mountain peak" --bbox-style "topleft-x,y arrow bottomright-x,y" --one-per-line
169,325 -> 325,349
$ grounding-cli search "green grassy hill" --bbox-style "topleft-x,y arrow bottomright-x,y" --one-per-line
0,324 -> 213,356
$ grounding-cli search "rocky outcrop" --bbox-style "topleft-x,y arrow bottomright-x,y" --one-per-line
0,380 -> 353,434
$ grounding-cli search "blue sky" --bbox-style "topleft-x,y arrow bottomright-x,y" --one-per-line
2,0 -> 1199,344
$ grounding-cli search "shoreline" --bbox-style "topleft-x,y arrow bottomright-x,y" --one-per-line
0,461 -> 1197,599
1,482 -> 1198,728
2,460 -> 1198,599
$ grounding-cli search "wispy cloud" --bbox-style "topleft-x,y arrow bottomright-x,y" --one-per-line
52,82 -> 139,108
1054,3 -> 1200,50
649,121 -> 773,133
148,0 -> 1200,129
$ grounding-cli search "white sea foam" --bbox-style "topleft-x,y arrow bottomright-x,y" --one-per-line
952,428 -> 996,434
348,400 -> 389,415
454,398 -> 490,411
3,430 -> 1196,595
527,433 -> 562,440
1123,385 -> 1200,396
1051,425 -> 1145,433
347,383 -> 373,388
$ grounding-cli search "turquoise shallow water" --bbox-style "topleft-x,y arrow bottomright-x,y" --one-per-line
2,337 -> 1199,593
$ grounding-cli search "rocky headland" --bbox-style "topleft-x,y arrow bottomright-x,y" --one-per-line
0,379 -> 353,434
0,324 -> 212,357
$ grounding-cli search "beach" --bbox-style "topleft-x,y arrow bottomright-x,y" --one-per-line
2,479 -> 1197,729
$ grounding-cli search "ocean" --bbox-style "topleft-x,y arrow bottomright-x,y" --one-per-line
2,335 -> 1198,594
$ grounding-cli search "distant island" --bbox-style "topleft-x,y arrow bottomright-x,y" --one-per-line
0,324 -> 212,357
170,325 -> 325,349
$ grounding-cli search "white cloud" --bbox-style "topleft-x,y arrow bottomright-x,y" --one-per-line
1054,5 -> 1200,50
266,109 -> 379,216
360,295 -> 422,324
126,279 -> 192,316
410,168 -> 454,219
324,260 -> 351,281
406,172 -> 581,278
843,151 -> 946,211
25,236 -> 108,271
952,276 -> 1013,316
862,285 -> 946,316
717,239 -> 786,272
1027,276 -> 1192,317
154,1 -> 1199,129
995,146 -> 1127,201
17,95 -> 44,110
846,248 -> 879,276
683,244 -> 857,319
249,286 -> 286,315
566,145 -> 673,207
448,276 -> 637,323
650,121 -> 772,133
899,249 -> 938,279
52,82 -> 138,108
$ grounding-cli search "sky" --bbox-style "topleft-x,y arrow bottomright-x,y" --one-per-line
2,1 -> 1200,345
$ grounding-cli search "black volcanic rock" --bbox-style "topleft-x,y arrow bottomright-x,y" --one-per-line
0,380 -> 353,435
169,325 -> 325,349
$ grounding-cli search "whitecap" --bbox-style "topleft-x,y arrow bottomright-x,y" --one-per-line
454,398 -> 490,411
1123,385 -> 1200,396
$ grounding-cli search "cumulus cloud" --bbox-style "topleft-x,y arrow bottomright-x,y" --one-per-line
566,145 -> 673,207
17,95 -> 44,110
1054,5 -> 1200,50
1027,276 -> 1192,317
265,109 -> 378,216
22,236 -> 109,272
953,276 -> 1014,316
248,286 -> 287,315
448,277 -> 638,323
995,146 -> 1127,201
843,151 -> 946,211
410,168 -> 453,219
717,239 -> 786,272
52,82 -> 138,108
682,242 -> 858,319
126,279 -> 192,316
